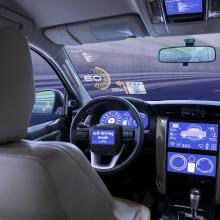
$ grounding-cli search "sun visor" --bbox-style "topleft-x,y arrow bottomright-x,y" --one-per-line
44,14 -> 149,45
0,6 -> 33,38
44,26 -> 79,45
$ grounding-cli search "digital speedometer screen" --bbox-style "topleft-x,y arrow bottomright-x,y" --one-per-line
99,111 -> 149,129
168,122 -> 218,151
164,0 -> 203,16
167,152 -> 216,177
91,130 -> 115,145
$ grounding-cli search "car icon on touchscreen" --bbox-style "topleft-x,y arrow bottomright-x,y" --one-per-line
180,125 -> 206,141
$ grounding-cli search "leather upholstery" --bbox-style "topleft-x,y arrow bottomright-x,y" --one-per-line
113,198 -> 151,220
0,28 -> 150,220
0,140 -> 150,220
0,28 -> 34,144
0,141 -> 117,220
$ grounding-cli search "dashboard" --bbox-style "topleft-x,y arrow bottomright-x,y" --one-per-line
81,98 -> 220,209
99,110 -> 149,129
96,99 -> 220,179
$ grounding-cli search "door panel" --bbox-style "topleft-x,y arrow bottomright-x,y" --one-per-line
27,117 -> 68,141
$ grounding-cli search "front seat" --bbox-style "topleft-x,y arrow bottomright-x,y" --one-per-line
0,28 -> 150,220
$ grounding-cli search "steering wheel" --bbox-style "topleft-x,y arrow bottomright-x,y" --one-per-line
70,96 -> 144,174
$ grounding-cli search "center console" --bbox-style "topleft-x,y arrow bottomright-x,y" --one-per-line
156,117 -> 220,220
167,121 -> 218,178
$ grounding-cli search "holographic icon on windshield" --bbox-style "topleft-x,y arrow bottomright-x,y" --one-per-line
168,122 -> 218,151
83,67 -> 111,91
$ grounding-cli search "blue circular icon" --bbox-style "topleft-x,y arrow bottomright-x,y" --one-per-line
170,154 -> 187,171
196,158 -> 214,174
188,156 -> 196,163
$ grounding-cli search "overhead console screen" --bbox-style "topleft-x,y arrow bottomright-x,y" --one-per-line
164,0 -> 203,15
168,122 -> 218,151
167,152 -> 216,177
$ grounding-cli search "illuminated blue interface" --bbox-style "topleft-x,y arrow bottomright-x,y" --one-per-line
92,130 -> 115,145
168,122 -> 218,151
164,0 -> 203,16
100,111 -> 149,129
167,152 -> 216,177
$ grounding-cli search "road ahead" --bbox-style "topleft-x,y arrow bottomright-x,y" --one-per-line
82,72 -> 220,101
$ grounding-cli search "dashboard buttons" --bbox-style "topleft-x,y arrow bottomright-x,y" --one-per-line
196,158 -> 214,174
167,152 -> 216,177
169,154 -> 187,171
122,130 -> 135,141
188,156 -> 196,163
76,129 -> 89,140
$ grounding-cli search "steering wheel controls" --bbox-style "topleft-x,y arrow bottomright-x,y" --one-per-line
70,96 -> 144,174
76,128 -> 90,140
90,125 -> 122,155
122,130 -> 135,142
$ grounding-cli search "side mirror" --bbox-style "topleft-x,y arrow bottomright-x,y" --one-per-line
33,90 -> 64,115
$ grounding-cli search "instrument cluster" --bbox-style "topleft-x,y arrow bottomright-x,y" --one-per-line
99,110 -> 149,129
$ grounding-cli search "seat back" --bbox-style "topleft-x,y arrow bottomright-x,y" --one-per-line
0,28 -> 116,220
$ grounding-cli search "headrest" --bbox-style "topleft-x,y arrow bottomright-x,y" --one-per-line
0,28 -> 34,144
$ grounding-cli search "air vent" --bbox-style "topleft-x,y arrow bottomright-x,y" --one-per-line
145,0 -> 164,23
157,106 -> 181,117
205,107 -> 220,118
157,105 -> 220,120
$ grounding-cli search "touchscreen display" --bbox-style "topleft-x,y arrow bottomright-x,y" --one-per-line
167,152 -> 216,177
91,130 -> 115,145
168,122 -> 218,151
164,0 -> 203,16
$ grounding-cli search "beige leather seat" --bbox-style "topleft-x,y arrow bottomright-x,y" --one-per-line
0,28 -> 150,220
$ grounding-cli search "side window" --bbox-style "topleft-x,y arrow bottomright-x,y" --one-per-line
29,50 -> 65,126
31,51 -> 64,93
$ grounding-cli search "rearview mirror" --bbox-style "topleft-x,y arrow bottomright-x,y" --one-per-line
159,46 -> 216,63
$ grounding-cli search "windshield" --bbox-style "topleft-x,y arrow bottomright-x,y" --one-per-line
65,34 -> 220,101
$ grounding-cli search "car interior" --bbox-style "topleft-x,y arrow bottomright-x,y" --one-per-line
1,0 -> 220,219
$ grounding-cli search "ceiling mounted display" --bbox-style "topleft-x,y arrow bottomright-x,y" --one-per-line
163,0 -> 205,22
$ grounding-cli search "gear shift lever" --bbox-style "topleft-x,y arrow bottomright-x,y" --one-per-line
190,189 -> 201,219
